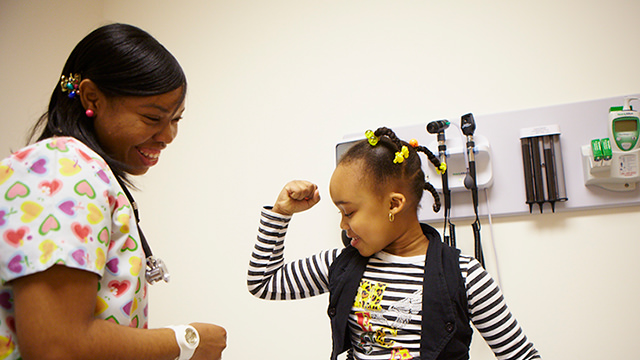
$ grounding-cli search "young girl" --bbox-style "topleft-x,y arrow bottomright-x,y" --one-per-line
248,127 -> 541,360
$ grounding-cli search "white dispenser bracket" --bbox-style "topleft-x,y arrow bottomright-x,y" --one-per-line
581,145 -> 640,190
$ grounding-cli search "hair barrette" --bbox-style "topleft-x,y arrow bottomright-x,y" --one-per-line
60,73 -> 81,99
409,139 -> 419,148
436,162 -> 447,175
393,145 -> 409,164
365,129 -> 379,146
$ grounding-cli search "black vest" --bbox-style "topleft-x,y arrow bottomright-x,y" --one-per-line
327,223 -> 472,360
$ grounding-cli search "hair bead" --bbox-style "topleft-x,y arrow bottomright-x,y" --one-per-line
60,73 -> 81,99
365,129 -> 379,146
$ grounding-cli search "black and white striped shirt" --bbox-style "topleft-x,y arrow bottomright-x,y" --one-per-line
248,208 -> 541,360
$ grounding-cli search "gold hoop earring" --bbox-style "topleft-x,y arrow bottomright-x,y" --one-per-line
388,212 -> 394,222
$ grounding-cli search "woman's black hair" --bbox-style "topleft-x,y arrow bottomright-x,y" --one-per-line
29,23 -> 187,183
338,127 -> 442,212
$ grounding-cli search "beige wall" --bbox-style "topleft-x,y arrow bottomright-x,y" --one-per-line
0,0 -> 104,152
1,1 -> 639,359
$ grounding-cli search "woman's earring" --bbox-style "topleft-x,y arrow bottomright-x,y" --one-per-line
388,212 -> 395,222
85,109 -> 95,118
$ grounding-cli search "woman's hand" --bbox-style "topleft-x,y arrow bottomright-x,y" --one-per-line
11,265 -> 227,360
272,180 -> 321,216
190,323 -> 227,360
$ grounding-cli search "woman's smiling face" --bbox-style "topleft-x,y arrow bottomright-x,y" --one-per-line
93,86 -> 185,175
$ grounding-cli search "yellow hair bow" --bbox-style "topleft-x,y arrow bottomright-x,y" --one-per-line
393,145 -> 409,164
436,162 -> 447,175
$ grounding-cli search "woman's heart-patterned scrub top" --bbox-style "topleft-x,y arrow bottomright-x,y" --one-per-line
0,137 -> 148,360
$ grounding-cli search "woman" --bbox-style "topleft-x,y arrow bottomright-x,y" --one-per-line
0,23 -> 226,360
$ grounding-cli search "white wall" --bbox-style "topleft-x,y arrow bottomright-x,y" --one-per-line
2,1 -> 639,359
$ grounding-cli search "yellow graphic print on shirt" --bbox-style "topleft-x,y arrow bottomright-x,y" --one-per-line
352,279 -> 420,359
353,279 -> 386,311
390,348 -> 413,359
355,311 -> 397,347
353,280 -> 400,356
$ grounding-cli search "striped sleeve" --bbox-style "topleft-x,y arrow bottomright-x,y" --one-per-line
247,207 -> 340,300
461,255 -> 541,360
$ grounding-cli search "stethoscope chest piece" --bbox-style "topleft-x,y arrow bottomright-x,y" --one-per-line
146,256 -> 170,284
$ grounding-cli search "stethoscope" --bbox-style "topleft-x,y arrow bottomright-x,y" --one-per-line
116,177 -> 170,285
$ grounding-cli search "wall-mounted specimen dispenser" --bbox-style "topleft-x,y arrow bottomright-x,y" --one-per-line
581,96 -> 640,191
520,125 -> 568,213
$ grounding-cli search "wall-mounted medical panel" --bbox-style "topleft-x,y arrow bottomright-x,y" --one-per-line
336,94 -> 640,222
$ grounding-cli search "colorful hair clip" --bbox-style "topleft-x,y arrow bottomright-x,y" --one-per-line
60,73 -> 81,99
365,130 -> 379,146
409,139 -> 419,148
436,162 -> 447,175
393,145 -> 410,164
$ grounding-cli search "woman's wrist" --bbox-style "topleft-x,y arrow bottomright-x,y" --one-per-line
165,325 -> 200,360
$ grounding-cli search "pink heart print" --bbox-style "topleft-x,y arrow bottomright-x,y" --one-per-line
8,254 -> 23,273
71,222 -> 91,241
72,249 -> 86,265
6,182 -> 29,200
47,138 -> 69,151
122,301 -> 132,315
5,316 -> 15,333
30,158 -> 47,174
96,169 -> 110,184
106,258 -> 119,274
75,180 -> 95,198
76,148 -> 94,163
39,179 -> 63,196
121,236 -> 138,252
59,200 -> 75,216
4,228 -> 27,248
108,280 -> 130,297
40,215 -> 60,234
103,190 -> 116,209
0,291 -> 12,310
12,148 -> 33,161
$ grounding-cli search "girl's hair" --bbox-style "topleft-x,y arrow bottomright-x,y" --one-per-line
338,127 -> 441,212
29,23 -> 187,183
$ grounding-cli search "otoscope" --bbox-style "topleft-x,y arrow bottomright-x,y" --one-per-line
426,120 -> 455,247
461,113 -> 485,267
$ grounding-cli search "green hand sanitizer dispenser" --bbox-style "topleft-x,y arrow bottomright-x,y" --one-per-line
582,96 -> 640,191
609,97 -> 640,152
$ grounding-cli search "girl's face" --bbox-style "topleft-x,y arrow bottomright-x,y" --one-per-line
329,161 -> 398,257
93,87 -> 185,175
